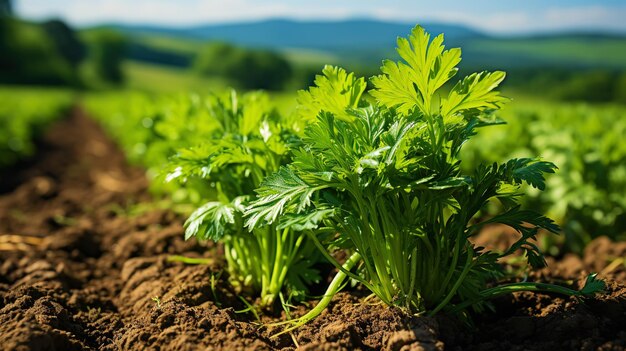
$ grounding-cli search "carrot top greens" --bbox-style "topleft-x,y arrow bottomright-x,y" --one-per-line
166,90 -> 322,307
244,25 -> 604,329
163,25 -> 604,332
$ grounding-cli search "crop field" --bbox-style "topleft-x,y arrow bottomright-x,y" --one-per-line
1,11 -> 626,351
0,87 -> 72,171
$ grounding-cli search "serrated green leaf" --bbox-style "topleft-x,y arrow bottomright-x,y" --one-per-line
371,25 -> 461,115
239,91 -> 271,136
506,158 -> 558,190
246,167 -> 328,229
184,200 -> 237,241
441,71 -> 509,118
278,208 -> 336,231
580,273 -> 606,296
297,65 -> 366,122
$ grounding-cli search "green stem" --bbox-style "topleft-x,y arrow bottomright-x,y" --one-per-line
429,243 -> 473,315
305,231 -> 373,292
269,228 -> 287,292
259,225 -> 274,305
406,247 -> 419,310
167,255 -> 214,265
269,251 -> 362,338
367,202 -> 394,303
433,220 -> 465,300
449,281 -> 589,314
280,232 -> 305,284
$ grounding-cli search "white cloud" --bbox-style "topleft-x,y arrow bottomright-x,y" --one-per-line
541,5 -> 626,31
422,5 -> 626,34
377,5 -> 626,34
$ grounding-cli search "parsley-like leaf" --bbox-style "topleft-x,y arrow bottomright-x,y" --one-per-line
297,65 -> 366,122
371,25 -> 461,115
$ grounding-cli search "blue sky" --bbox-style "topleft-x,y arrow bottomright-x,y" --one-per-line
15,0 -> 626,34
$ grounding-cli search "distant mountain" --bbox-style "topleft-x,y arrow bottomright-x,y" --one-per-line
106,18 -> 485,51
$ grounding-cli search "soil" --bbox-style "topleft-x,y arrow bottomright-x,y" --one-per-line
0,109 -> 624,351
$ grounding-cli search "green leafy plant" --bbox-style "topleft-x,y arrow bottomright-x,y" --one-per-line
0,87 -> 71,169
166,90 -> 322,307
245,26 -> 604,329
461,102 -> 626,254
194,42 -> 293,90
87,91 -> 237,205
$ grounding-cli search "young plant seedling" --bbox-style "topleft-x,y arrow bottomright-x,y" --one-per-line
245,25 -> 605,332
151,296 -> 162,309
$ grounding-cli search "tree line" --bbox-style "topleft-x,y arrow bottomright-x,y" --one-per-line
1,0 -> 295,91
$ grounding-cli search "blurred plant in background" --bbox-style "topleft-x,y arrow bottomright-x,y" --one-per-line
0,87 -> 72,169
462,101 -> 626,254
194,42 -> 293,90
89,30 -> 127,85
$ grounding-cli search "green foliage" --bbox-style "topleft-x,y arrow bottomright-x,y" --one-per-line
504,68 -> 626,103
86,90 -> 323,306
193,42 -> 239,76
0,0 -> 12,16
468,37 -> 626,70
90,30 -> 126,84
120,61 -> 229,94
165,90 -> 321,306
461,101 -> 626,253
0,18 -> 76,85
296,65 -> 366,122
194,42 -> 292,90
83,91 -> 161,165
84,91 -> 221,202
0,87 -> 72,169
246,26 -> 603,319
371,26 -> 461,115
43,19 -> 87,67
85,25 -> 610,331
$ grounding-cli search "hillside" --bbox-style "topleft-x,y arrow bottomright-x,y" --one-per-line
103,19 -> 483,50
83,18 -> 626,71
